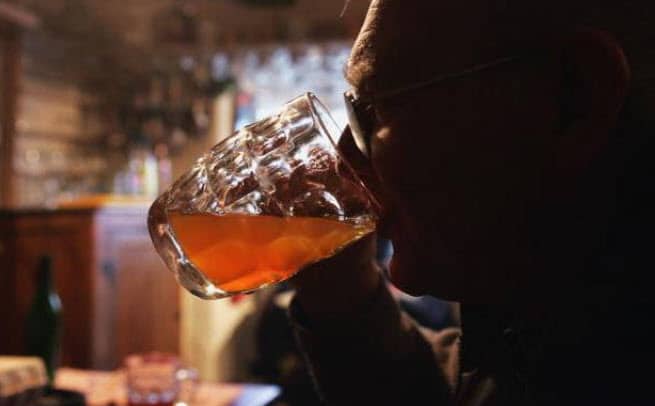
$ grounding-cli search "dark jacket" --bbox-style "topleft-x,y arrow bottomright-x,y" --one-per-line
290,277 -> 654,405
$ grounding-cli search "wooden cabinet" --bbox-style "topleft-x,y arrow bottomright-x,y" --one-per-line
0,204 -> 179,370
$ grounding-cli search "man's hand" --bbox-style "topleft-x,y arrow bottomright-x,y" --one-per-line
290,126 -> 386,320
290,233 -> 381,320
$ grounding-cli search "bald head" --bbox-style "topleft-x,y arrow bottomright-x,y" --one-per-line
346,0 -> 557,94
347,0 -> 654,106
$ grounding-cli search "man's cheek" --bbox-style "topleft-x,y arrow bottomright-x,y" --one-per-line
370,126 -> 425,240
371,127 -> 411,201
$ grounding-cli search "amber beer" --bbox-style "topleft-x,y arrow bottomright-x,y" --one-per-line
169,212 -> 374,293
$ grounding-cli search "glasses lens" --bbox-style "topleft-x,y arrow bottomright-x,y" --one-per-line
344,91 -> 374,158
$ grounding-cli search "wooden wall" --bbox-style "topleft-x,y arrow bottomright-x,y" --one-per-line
12,75 -> 108,207
0,23 -> 114,208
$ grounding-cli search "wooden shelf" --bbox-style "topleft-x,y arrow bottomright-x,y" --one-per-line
15,129 -> 105,145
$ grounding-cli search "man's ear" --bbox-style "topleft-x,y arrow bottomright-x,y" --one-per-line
555,28 -> 630,175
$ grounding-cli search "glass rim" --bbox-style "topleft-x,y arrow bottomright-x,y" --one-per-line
302,92 -> 382,215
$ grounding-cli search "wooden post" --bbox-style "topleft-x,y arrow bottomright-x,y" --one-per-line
0,27 -> 21,208
0,3 -> 38,208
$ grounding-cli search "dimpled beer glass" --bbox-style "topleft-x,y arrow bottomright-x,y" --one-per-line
148,93 -> 377,299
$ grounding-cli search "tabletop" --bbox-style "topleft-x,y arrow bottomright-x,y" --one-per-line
55,368 -> 280,406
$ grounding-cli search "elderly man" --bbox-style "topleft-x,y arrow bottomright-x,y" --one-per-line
289,1 -> 655,404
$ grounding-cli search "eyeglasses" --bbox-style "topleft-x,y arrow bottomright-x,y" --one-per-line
344,55 -> 520,158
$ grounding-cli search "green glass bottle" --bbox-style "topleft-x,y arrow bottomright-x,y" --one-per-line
25,255 -> 62,383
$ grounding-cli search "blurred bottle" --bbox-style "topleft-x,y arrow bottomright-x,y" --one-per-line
126,148 -> 144,196
25,256 -> 62,383
143,149 -> 159,199
155,143 -> 172,193
234,91 -> 255,129
125,141 -> 159,198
